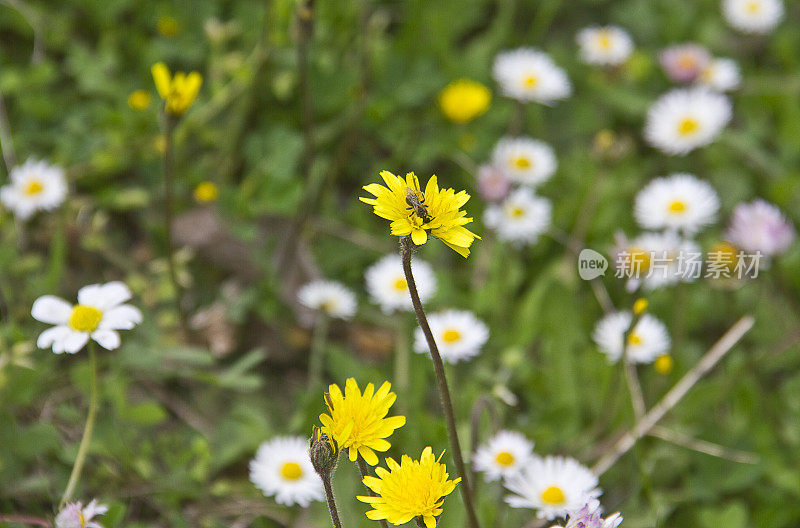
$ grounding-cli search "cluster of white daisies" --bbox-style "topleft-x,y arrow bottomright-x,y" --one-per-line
472,430 -> 620,525
298,254 -> 490,364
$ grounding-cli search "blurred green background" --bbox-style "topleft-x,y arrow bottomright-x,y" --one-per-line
1,0 -> 800,527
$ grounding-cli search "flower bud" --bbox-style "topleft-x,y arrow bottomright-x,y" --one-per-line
309,425 -> 339,478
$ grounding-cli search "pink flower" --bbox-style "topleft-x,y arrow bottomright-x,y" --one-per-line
726,199 -> 795,257
55,500 -> 108,528
659,44 -> 711,83
477,164 -> 511,203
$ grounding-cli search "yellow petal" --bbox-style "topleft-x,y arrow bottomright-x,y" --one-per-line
411,228 -> 428,245
151,62 -> 172,99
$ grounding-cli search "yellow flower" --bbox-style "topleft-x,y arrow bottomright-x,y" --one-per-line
654,354 -> 673,375
128,90 -> 152,110
360,171 -> 481,257
438,79 -> 491,124
193,181 -> 219,203
151,62 -> 202,116
358,447 -> 460,528
319,378 -> 406,466
157,16 -> 180,37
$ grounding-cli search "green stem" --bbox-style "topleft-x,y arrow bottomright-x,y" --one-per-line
308,314 -> 330,389
162,114 -> 187,335
60,342 -> 99,508
393,316 -> 410,407
321,474 -> 344,528
400,237 -> 481,528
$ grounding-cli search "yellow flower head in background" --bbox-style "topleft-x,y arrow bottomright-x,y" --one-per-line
193,181 -> 219,203
128,90 -> 152,110
358,447 -> 461,528
157,16 -> 180,37
360,171 -> 480,257
319,378 -> 406,466
151,62 -> 202,116
438,79 -> 491,124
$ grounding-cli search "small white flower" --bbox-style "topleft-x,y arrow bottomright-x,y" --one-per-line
414,309 -> 489,363
643,88 -> 732,156
722,0 -> 783,34
485,188 -> 552,246
557,501 -> 623,528
698,58 -> 741,92
250,436 -> 325,507
634,173 -> 719,235
492,137 -> 557,186
493,48 -> 572,104
726,199 -> 795,257
592,311 -> 671,364
55,499 -> 109,528
0,158 -> 67,220
365,255 -> 437,314
32,282 -> 142,354
473,430 -> 534,482
504,455 -> 602,520
576,26 -> 634,66
297,280 -> 357,319
618,231 -> 702,291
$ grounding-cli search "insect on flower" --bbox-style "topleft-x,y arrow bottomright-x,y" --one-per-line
405,187 -> 431,223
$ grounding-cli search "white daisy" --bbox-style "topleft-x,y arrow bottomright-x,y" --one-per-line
473,430 -> 535,482
32,281 -> 142,354
576,26 -> 634,67
698,58 -> 741,92
413,309 -> 489,364
55,499 -> 108,528
726,199 -> 795,257
249,436 -> 324,507
633,173 -> 720,234
504,455 -> 602,520
722,0 -> 783,34
592,311 -> 671,364
365,254 -> 437,314
297,280 -> 357,319
485,188 -> 552,245
643,88 -> 732,156
492,48 -> 572,104
491,137 -> 557,186
617,231 -> 702,291
0,158 -> 67,220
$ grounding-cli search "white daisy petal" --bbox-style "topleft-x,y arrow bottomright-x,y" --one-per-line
592,311 -> 671,364
576,26 -> 633,66
37,326 -> 71,352
100,305 -> 143,330
77,281 -> 132,310
491,137 -> 557,186
62,331 -> 90,354
250,436 -> 324,507
92,329 -> 121,350
31,296 -> 72,324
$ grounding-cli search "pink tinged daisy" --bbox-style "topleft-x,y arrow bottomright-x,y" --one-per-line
476,164 -> 512,203
726,199 -> 795,257
504,455 -> 602,520
559,501 -> 623,528
659,43 -> 711,83
492,48 -> 572,105
576,26 -> 634,67
55,499 -> 109,528
633,173 -> 720,235
32,281 -> 142,354
643,88 -> 732,156
0,158 -> 67,220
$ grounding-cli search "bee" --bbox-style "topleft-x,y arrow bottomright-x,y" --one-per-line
405,187 -> 431,222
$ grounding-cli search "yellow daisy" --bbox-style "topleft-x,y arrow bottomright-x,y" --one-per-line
319,378 -> 406,466
438,79 -> 491,124
151,62 -> 202,116
358,447 -> 460,528
360,171 -> 481,257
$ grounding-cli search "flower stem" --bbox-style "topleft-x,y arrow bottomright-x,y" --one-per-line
320,474 -> 344,528
393,316 -> 410,408
60,342 -> 99,509
400,236 -> 481,528
356,457 -> 390,528
308,314 -> 330,389
162,114 -> 187,335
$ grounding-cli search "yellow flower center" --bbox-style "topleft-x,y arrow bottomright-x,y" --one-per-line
677,55 -> 697,70
24,179 -> 44,196
495,451 -> 515,467
668,200 -> 687,213
746,0 -> 761,13
677,118 -> 699,136
280,461 -> 303,481
393,278 -> 408,291
627,332 -> 642,346
442,329 -> 461,343
597,32 -> 612,50
513,156 -> 532,169
68,305 -> 103,332
78,511 -> 86,528
654,354 -> 673,375
506,205 -> 526,219
523,75 -> 538,87
629,247 -> 651,272
540,485 -> 566,505
320,300 -> 338,314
